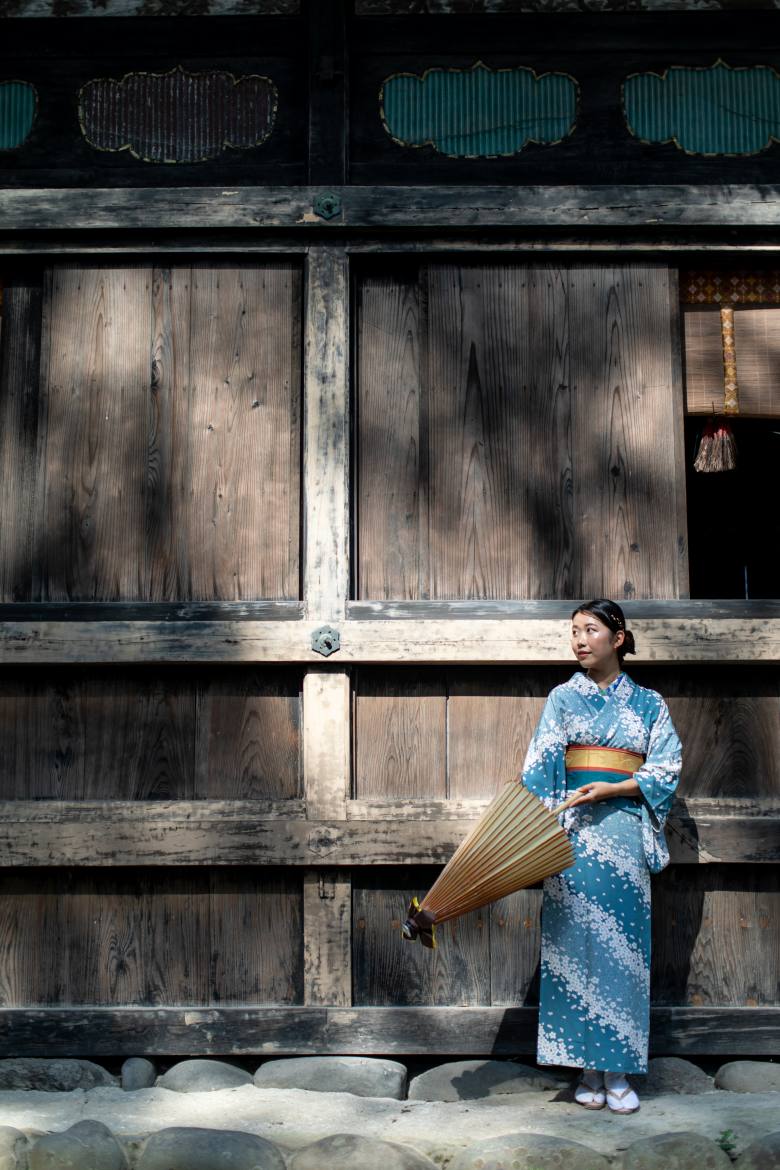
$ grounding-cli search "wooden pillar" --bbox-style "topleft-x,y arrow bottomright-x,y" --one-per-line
301,244 -> 352,1007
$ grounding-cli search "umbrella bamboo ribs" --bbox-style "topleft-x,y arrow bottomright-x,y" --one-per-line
401,785 -> 579,949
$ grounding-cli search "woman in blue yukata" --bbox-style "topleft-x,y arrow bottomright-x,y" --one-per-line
521,599 -> 682,1116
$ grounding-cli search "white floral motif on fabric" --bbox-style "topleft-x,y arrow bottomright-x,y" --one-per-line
520,670 -> 682,1074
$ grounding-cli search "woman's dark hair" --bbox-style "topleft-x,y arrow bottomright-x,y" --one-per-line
571,599 -> 637,662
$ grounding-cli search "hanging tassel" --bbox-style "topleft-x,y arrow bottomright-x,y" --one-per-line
693,418 -> 716,472
712,417 -> 738,471
693,305 -> 739,473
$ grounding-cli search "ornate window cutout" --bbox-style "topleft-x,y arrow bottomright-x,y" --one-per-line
624,61 -> 780,156
0,81 -> 37,151
79,65 -> 278,165
380,61 -> 578,158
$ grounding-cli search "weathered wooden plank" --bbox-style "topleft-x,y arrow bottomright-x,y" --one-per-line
358,264 -> 684,601
569,266 -> 683,599
303,670 -> 350,819
0,279 -> 43,604
210,870 -> 304,1005
652,866 -> 780,1009
666,269 -> 691,598
148,264 -> 301,601
0,869 -> 211,1007
6,237 -> 780,259
489,889 -> 542,1007
303,249 -> 349,620
39,266 -> 151,600
0,804 -> 775,866
349,600 -> 780,619
649,665 -> 780,803
357,271 -> 425,600
303,870 -> 351,1007
353,868 -> 492,1006
353,668 -> 446,799
4,187 -> 780,232
447,670 -> 558,799
0,1005 -> 777,1056
1,600 -> 777,623
195,668 -> 301,800
0,869 -> 303,1009
3,618 -> 776,664
0,667 -> 198,801
0,602 -> 303,621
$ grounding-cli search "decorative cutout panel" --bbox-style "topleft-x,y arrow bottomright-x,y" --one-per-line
681,270 -> 780,305
380,61 -> 578,158
0,81 -> 37,150
624,61 -> 780,156
79,66 -> 278,164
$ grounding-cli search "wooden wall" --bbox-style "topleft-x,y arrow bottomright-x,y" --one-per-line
0,244 -> 777,1057
0,264 -> 301,602
0,1 -> 778,1060
357,262 -> 686,601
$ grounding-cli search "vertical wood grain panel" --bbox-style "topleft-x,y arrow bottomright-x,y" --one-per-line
183,265 -> 300,601
447,668 -> 560,800
303,870 -> 351,1006
636,665 -> 779,801
652,865 -> 779,1007
40,266 -> 151,600
353,868 -> 490,1006
0,667 -> 196,801
0,870 -> 212,1006
0,666 -> 303,801
211,870 -> 303,1005
525,267 -> 577,598
357,272 -> 424,600
0,869 -> 305,1007
357,263 -> 682,601
0,278 -> 43,603
197,668 -> 301,800
427,266 -> 527,599
489,888 -> 542,1007
570,266 -> 680,600
353,668 -> 446,799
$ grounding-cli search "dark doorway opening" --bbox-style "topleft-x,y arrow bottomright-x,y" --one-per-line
685,417 -> 780,599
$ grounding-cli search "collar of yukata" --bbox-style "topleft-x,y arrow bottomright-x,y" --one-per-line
571,670 -> 632,701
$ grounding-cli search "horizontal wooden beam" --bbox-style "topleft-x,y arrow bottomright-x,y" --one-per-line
348,600 -> 780,620
0,1006 -> 776,1057
3,186 -> 780,233
0,616 -> 778,664
0,802 -> 775,865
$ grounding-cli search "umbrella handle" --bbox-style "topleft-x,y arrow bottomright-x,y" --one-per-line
551,791 -> 588,817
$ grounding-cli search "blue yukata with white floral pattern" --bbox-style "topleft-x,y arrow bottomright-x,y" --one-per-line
521,671 -> 682,1074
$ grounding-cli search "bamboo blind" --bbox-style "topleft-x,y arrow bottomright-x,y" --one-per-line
683,305 -> 780,417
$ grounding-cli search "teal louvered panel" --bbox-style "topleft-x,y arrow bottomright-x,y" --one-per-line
624,62 -> 780,156
381,62 -> 578,157
0,81 -> 37,151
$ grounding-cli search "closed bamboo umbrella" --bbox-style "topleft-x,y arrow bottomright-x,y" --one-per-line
402,783 -> 579,949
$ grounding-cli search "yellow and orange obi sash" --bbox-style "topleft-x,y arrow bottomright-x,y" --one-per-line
565,745 -> 644,777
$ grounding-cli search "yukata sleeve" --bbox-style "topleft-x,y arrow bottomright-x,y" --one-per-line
520,689 -> 568,813
633,699 -> 682,832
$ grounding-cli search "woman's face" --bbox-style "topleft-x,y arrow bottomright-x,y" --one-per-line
570,611 -> 624,672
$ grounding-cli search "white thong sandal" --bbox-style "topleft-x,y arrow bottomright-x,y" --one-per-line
604,1074 -> 640,1114
574,1071 -> 606,1110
